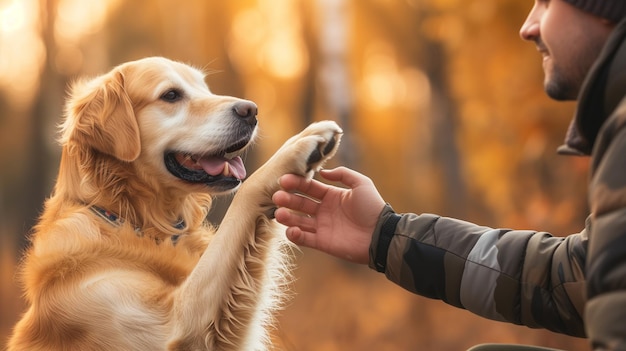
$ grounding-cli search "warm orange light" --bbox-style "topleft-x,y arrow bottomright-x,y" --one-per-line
0,0 -> 44,110
228,0 -> 308,80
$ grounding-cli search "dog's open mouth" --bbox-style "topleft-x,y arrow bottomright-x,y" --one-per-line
164,142 -> 249,189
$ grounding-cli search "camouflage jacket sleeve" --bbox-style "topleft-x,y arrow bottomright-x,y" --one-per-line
368,205 -> 588,337
585,102 -> 626,349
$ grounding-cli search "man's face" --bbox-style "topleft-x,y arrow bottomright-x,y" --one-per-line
520,0 -> 614,100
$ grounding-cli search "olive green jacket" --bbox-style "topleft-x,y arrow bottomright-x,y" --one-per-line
369,19 -> 626,349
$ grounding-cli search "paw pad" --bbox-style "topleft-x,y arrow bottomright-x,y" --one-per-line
306,131 -> 341,172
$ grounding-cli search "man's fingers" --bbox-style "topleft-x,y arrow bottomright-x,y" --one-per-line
276,174 -> 303,191
285,226 -> 318,249
273,191 -> 320,215
320,167 -> 372,189
278,174 -> 330,200
274,207 -> 317,232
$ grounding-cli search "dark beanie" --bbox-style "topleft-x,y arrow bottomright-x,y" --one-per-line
563,0 -> 626,22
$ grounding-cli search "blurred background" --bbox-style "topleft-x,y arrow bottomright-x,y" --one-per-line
0,0 -> 591,350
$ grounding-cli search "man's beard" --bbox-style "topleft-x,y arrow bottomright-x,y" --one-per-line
542,37 -> 607,102
544,66 -> 582,101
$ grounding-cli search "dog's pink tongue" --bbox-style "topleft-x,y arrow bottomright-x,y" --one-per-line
198,156 -> 246,179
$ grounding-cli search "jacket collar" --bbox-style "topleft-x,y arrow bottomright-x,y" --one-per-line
558,18 -> 626,156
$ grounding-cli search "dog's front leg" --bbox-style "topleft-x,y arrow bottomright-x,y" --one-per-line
168,121 -> 342,351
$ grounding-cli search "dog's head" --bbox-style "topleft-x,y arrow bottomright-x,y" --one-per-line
60,57 -> 258,195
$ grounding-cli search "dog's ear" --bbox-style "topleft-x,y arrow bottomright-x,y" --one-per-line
61,68 -> 141,162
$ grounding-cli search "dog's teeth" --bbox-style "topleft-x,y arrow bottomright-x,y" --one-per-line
223,163 -> 230,176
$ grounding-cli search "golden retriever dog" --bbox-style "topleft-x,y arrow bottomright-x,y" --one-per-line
8,56 -> 342,350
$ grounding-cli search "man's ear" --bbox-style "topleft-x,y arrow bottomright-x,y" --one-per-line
61,68 -> 141,162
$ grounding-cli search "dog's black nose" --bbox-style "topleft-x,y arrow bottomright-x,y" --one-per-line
233,101 -> 258,125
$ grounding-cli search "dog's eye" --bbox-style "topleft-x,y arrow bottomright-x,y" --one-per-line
160,89 -> 183,103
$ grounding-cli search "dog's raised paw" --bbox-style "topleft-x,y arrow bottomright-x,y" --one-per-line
264,120 -> 343,180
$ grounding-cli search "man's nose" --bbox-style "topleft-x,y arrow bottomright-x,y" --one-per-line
519,4 -> 540,41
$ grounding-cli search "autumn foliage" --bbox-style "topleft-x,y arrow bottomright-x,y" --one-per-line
0,1 -> 589,350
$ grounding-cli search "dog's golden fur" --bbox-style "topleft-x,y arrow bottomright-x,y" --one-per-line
8,57 -> 341,350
